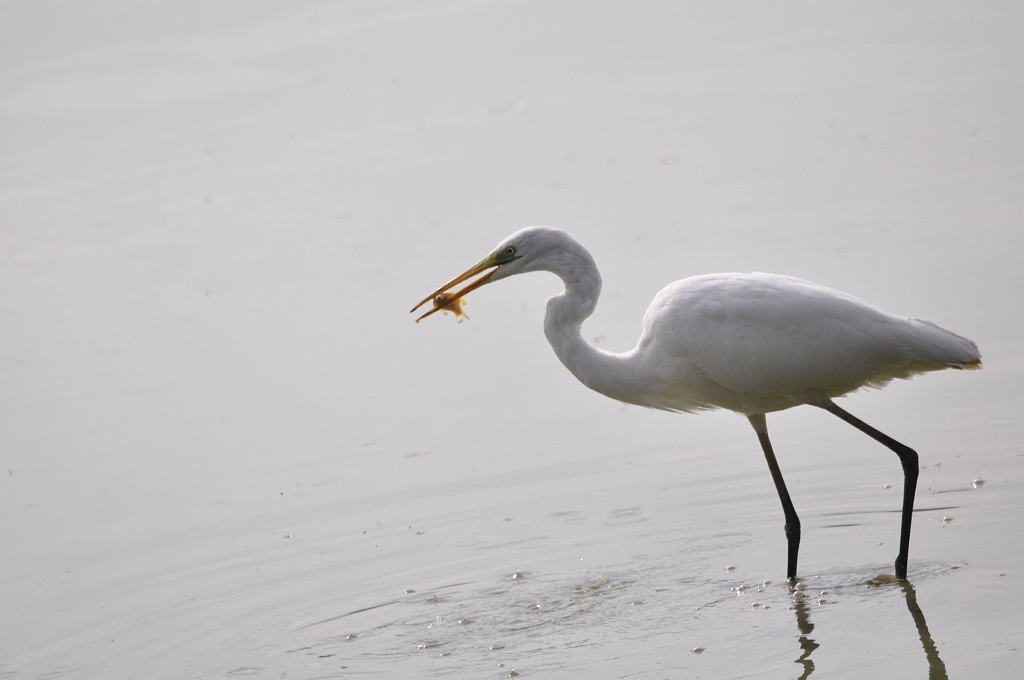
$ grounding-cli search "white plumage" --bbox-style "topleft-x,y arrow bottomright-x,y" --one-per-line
412,226 -> 981,581
629,272 -> 980,413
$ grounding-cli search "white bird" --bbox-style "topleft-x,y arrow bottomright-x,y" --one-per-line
411,227 -> 981,581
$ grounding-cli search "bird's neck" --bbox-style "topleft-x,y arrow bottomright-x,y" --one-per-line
542,255 -> 642,404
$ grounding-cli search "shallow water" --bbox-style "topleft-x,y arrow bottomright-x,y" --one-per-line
2,1 -> 1022,678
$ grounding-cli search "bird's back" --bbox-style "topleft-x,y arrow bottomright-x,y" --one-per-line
634,273 -> 980,414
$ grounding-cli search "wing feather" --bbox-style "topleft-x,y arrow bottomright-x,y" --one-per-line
638,273 -> 978,407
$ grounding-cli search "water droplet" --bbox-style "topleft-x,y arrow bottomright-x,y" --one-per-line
405,589 -> 415,594
508,670 -> 519,677
512,570 -> 525,581
725,566 -> 736,572
942,517 -> 953,523
973,478 -> 986,488
751,603 -> 760,609
345,633 -> 356,641
458,617 -> 472,625
883,484 -> 892,489
691,647 -> 705,654
226,668 -> 264,676
762,581 -> 771,587
417,642 -> 443,650
817,598 -> 827,605
490,645 -> 505,651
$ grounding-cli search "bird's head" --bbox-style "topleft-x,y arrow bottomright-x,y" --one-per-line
411,226 -> 574,322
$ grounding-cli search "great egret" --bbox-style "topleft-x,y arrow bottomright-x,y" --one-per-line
411,227 -> 981,580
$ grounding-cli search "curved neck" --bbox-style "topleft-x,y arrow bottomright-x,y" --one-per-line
541,249 -> 642,404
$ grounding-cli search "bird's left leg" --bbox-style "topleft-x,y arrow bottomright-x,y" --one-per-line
821,401 -> 919,581
749,414 -> 801,581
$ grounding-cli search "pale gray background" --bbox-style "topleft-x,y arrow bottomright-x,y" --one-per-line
2,1 -> 1021,678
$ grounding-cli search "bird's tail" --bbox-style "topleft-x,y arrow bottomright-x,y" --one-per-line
902,318 -> 982,372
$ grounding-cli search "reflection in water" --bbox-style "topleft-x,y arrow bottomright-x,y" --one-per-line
789,581 -> 948,679
903,582 -> 949,680
790,587 -> 819,679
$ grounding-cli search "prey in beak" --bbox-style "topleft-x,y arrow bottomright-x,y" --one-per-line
411,247 -> 519,322
430,292 -> 468,322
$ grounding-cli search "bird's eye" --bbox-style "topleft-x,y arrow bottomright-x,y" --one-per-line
504,246 -> 516,256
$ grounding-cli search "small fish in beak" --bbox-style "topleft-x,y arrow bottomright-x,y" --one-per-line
412,245 -> 520,323
431,292 -> 467,322
412,256 -> 502,322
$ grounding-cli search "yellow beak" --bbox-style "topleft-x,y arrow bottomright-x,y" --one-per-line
410,256 -> 500,323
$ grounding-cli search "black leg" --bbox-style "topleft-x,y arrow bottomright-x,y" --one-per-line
822,401 -> 919,580
748,414 -> 801,580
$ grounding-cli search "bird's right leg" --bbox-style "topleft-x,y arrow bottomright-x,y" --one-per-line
749,414 -> 801,581
821,401 -> 919,581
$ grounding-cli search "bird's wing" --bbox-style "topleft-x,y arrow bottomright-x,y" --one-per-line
640,273 -> 926,401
